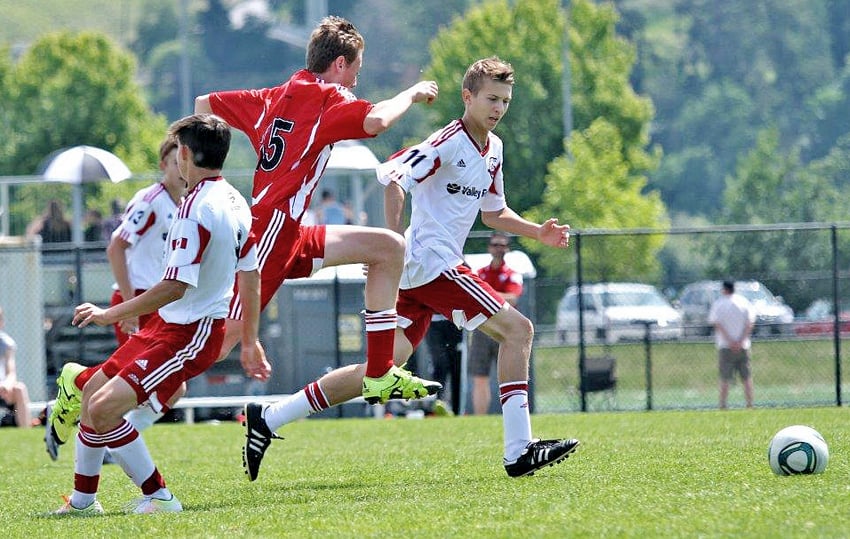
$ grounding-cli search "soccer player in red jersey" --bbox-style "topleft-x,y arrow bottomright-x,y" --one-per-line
194,15 -> 442,463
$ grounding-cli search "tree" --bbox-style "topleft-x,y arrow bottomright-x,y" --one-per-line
3,32 -> 168,234
525,119 -> 668,282
716,129 -> 841,307
644,0 -> 839,218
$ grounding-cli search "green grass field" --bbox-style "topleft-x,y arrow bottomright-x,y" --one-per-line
2,407 -> 848,538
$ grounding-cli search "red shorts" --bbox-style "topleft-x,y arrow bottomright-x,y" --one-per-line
110,289 -> 155,346
229,206 -> 325,318
101,315 -> 225,412
396,265 -> 505,349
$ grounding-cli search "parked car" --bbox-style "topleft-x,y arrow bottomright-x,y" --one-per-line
793,299 -> 850,336
555,282 -> 683,344
675,280 -> 794,336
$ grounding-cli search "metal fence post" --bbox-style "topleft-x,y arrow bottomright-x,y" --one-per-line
831,225 -> 842,406
575,233 -> 588,412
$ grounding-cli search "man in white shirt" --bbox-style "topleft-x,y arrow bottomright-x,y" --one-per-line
51,113 -> 261,516
708,280 -> 756,409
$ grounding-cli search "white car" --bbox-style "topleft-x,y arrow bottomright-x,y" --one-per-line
556,282 -> 683,344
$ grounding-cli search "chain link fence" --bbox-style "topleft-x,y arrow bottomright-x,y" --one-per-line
529,223 -> 850,413
2,221 -> 849,414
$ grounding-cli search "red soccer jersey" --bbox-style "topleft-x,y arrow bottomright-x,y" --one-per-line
477,261 -> 523,297
208,70 -> 374,220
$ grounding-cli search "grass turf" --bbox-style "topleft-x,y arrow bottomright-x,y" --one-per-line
2,407 -> 847,538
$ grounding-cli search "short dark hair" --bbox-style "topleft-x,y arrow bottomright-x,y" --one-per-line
168,113 -> 231,170
722,280 -> 735,293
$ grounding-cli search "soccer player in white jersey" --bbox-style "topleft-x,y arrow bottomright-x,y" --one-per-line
51,113 -> 261,515
46,137 -> 187,460
242,57 -> 579,479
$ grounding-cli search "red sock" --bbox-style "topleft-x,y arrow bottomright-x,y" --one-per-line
74,366 -> 99,391
364,310 -> 396,378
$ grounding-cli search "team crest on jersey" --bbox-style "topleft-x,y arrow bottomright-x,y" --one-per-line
488,156 -> 499,179
135,359 -> 149,371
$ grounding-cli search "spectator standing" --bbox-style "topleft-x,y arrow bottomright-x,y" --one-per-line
0,306 -> 33,428
708,280 -> 756,409
83,209 -> 104,242
27,199 -> 72,243
469,232 -> 523,415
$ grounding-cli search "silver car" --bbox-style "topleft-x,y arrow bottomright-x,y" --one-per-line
556,282 -> 683,344
675,280 -> 794,336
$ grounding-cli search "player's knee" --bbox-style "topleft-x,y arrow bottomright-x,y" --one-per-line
380,229 -> 406,259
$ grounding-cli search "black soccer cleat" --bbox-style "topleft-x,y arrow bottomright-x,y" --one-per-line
504,438 -> 580,478
242,403 -> 282,481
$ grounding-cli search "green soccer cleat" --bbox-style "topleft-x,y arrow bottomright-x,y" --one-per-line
123,495 -> 183,514
48,362 -> 87,445
51,496 -> 104,516
362,365 -> 442,405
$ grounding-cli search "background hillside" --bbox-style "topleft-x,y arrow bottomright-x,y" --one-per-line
3,0 -> 850,228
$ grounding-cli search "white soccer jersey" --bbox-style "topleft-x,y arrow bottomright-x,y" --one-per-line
112,183 -> 179,291
158,177 -> 258,324
376,119 -> 507,289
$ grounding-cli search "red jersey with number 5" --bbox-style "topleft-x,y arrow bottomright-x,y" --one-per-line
208,69 -> 374,221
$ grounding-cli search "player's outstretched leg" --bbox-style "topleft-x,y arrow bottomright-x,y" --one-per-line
46,362 -> 87,454
504,438 -> 581,478
242,403 -> 282,481
361,365 -> 442,405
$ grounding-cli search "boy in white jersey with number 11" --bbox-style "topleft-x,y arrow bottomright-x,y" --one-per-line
245,56 -> 579,479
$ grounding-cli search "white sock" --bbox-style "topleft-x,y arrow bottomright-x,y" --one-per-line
264,391 -> 314,432
125,404 -> 163,432
500,382 -> 533,462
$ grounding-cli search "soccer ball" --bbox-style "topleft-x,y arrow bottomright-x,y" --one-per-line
767,425 -> 829,475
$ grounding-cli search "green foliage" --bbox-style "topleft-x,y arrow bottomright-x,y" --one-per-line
715,129 -> 850,307
4,408 -> 850,537
9,31 -> 167,175
647,0 -> 844,217
526,119 -> 668,282
569,0 -> 658,176
1,31 -> 169,235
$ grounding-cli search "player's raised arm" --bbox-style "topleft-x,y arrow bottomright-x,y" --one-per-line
364,80 -> 438,136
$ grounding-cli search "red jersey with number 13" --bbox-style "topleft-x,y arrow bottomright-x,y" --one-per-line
208,69 -> 374,221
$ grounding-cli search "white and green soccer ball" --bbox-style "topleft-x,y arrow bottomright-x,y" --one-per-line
768,425 -> 829,476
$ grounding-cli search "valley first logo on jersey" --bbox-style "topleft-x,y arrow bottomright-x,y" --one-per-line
445,183 -> 486,199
